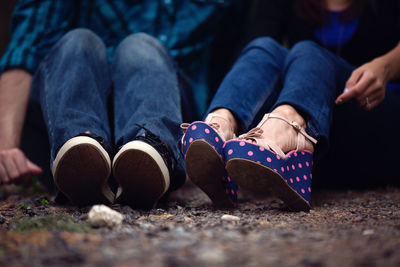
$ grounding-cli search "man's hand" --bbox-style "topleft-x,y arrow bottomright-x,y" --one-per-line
0,69 -> 38,186
335,58 -> 388,110
0,148 -> 43,185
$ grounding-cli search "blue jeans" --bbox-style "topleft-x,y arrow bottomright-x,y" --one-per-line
207,37 -> 400,186
31,29 -> 189,191
207,37 -> 354,158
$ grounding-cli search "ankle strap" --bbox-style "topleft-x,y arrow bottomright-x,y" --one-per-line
239,113 -> 317,159
204,112 -> 231,125
205,112 -> 236,141
260,113 -> 317,147
180,113 -> 236,142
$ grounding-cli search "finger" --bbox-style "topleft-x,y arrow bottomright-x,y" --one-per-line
345,68 -> 363,89
360,91 -> 384,111
356,84 -> 379,102
356,87 -> 377,106
363,98 -> 381,111
336,88 -> 358,104
356,82 -> 385,106
0,164 -> 9,184
336,70 -> 364,104
27,160 -> 43,175
336,73 -> 374,104
358,81 -> 386,101
358,90 -> 380,110
2,153 -> 20,180
12,150 -> 30,177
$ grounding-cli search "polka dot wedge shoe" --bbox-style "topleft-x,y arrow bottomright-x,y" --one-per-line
224,113 -> 317,211
181,113 -> 238,208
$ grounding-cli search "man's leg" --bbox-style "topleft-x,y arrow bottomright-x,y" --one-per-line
36,29 -> 114,205
111,33 -> 186,208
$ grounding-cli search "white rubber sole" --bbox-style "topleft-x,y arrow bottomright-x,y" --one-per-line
52,136 -> 114,205
112,140 -> 170,208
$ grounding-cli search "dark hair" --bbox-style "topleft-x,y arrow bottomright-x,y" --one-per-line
294,0 -> 375,27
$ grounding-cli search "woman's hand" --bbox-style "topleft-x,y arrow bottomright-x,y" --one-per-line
335,58 -> 389,110
335,42 -> 400,110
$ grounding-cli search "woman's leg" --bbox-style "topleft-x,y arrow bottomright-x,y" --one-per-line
267,41 -> 354,156
206,37 -> 289,137
224,41 -> 355,211
182,37 -> 289,207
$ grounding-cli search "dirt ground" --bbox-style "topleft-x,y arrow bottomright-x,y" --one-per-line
0,181 -> 399,267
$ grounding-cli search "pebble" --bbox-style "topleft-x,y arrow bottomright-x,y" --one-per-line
138,222 -> 155,231
299,211 -> 307,217
184,216 -> 193,223
174,226 -> 186,235
26,208 -> 37,217
353,216 -> 364,222
197,247 -> 226,264
362,229 -> 375,236
88,204 -> 124,228
221,215 -> 240,221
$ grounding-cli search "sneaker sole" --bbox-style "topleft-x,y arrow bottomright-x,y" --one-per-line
113,140 -> 169,209
185,140 -> 234,208
52,136 -> 114,206
226,158 -> 310,211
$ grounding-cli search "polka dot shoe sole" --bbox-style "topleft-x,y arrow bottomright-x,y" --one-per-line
224,140 -> 313,211
182,122 -> 237,208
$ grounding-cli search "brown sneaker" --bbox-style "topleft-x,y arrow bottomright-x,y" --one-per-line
112,129 -> 172,209
52,134 -> 114,206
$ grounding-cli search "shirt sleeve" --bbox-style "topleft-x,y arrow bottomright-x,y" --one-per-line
0,0 -> 76,75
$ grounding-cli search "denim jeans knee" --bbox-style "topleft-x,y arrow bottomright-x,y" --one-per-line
112,32 -> 174,72
55,28 -> 107,59
240,37 -> 288,66
244,36 -> 285,53
286,41 -> 334,67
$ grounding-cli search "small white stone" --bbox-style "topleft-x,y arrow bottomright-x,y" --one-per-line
362,229 -> 374,236
221,214 -> 240,222
88,205 -> 124,228
184,216 -> 193,223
